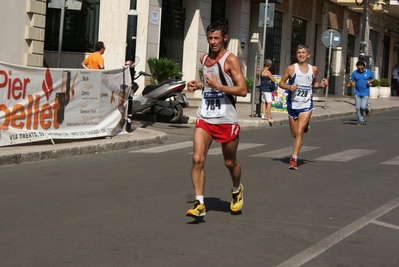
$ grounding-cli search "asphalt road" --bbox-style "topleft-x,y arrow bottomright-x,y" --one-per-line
1,110 -> 398,267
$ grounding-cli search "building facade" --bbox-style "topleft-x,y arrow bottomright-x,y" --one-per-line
1,0 -> 399,98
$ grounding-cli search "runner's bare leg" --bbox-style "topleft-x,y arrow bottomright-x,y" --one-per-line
289,111 -> 312,155
222,136 -> 241,187
191,127 -> 213,196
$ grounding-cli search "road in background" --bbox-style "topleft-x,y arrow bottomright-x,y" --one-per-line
1,110 -> 398,267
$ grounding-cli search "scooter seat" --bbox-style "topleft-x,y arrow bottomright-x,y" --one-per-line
142,79 -> 180,95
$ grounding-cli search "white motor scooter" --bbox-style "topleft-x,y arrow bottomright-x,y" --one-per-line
124,59 -> 189,132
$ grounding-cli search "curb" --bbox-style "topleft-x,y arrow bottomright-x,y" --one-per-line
188,105 -> 399,128
0,128 -> 167,166
1,105 -> 397,166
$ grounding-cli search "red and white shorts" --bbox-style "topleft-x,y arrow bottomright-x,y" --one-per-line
196,119 -> 240,143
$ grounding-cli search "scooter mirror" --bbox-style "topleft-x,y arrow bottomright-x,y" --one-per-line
124,56 -> 140,68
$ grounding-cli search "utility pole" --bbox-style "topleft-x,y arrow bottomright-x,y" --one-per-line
359,0 -> 368,62
57,0 -> 66,68
260,0 -> 269,73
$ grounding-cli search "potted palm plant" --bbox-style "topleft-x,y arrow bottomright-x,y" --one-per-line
379,78 -> 391,98
245,77 -> 254,93
147,57 -> 183,85
369,79 -> 379,99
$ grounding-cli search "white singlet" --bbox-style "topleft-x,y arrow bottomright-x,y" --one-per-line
287,63 -> 314,110
197,51 -> 238,124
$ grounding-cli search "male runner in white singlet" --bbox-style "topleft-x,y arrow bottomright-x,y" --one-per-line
279,44 -> 328,170
185,21 -> 247,218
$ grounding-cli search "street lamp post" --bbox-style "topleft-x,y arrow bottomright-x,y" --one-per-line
359,0 -> 368,62
260,0 -> 269,72
57,0 -> 67,68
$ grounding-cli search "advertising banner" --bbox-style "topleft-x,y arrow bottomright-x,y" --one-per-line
0,61 -> 131,147
271,75 -> 288,112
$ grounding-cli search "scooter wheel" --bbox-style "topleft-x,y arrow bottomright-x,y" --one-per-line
166,103 -> 184,123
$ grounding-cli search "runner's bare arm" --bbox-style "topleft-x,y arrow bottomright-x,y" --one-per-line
205,55 -> 247,97
312,66 -> 328,89
187,55 -> 207,91
279,65 -> 296,92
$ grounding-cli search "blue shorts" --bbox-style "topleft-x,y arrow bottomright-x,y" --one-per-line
287,107 -> 313,120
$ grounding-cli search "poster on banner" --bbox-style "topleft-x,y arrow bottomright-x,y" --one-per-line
271,75 -> 288,112
0,61 -> 131,147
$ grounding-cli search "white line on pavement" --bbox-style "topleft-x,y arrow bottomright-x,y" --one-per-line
315,149 -> 377,162
207,143 -> 265,155
276,197 -> 399,267
249,146 -> 320,158
129,141 -> 192,153
381,156 -> 399,165
371,220 -> 399,230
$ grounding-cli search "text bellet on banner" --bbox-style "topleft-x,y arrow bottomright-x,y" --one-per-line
0,61 -> 131,147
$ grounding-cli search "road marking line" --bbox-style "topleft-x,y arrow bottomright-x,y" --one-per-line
276,197 -> 399,267
207,143 -> 265,155
131,142 -> 265,155
371,220 -> 399,230
381,156 -> 399,165
130,141 -> 192,153
314,149 -> 377,162
250,146 -> 320,158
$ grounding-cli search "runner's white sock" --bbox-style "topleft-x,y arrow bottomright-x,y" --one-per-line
292,154 -> 298,160
232,185 -> 240,192
195,196 -> 204,204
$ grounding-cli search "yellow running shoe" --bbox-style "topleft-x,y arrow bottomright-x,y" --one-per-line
186,200 -> 206,217
230,183 -> 244,212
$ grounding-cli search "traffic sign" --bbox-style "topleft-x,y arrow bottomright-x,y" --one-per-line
321,29 -> 341,48
48,0 -> 82,10
259,3 -> 275,28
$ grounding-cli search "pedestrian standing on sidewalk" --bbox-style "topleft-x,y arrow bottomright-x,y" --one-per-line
81,41 -> 106,69
349,61 -> 375,126
260,59 -> 275,125
391,64 -> 399,96
279,44 -> 328,170
185,20 -> 247,218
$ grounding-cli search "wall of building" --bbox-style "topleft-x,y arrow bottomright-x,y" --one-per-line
181,0 -> 210,99
44,0 -> 131,70
0,0 -> 46,67
225,0 -> 251,76
98,0 -> 131,69
133,0 -> 163,90
3,0 -> 399,97
384,15 -> 399,73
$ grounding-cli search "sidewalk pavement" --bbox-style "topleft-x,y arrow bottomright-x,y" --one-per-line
1,96 -> 398,165
185,96 -> 399,127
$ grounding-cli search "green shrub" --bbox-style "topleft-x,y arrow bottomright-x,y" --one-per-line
370,79 -> 380,87
147,57 -> 183,85
245,77 -> 254,92
379,78 -> 390,87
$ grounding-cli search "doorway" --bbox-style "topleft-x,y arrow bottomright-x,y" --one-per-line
160,0 -> 185,70
382,35 -> 391,79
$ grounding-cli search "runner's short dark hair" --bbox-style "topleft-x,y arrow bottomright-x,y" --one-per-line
207,20 -> 229,37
